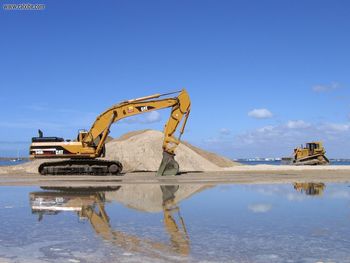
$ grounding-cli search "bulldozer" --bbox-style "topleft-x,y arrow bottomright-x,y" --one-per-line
29,89 -> 191,176
291,142 -> 329,165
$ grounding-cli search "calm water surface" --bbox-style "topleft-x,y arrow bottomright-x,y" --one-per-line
0,183 -> 350,262
0,160 -> 28,166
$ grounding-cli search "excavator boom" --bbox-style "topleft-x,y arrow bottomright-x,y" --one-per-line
29,89 -> 191,176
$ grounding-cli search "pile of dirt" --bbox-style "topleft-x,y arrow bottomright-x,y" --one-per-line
105,129 -> 240,172
0,129 -> 239,174
181,141 -> 236,168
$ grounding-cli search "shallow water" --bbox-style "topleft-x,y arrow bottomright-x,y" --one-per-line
0,160 -> 28,166
0,183 -> 350,262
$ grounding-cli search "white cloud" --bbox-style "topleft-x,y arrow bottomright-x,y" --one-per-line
312,82 -> 339,92
204,137 -> 222,144
257,125 -> 275,133
145,111 -> 161,123
248,203 -> 272,213
220,128 -> 231,135
286,193 -> 306,201
323,123 -> 350,132
202,119 -> 350,158
248,108 -> 273,119
122,111 -> 161,124
286,120 -> 311,129
245,185 -> 307,202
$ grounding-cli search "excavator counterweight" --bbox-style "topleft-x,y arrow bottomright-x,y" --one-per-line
29,89 -> 191,176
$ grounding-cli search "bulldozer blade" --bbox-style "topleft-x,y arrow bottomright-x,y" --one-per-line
156,151 -> 179,176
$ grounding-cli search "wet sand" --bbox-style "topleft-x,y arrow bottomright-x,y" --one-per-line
0,165 -> 350,186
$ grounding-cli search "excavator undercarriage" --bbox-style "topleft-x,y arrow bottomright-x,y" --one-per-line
38,159 -> 123,176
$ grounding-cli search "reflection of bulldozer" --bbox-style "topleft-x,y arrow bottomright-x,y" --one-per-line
293,182 -> 325,196
292,142 -> 329,165
29,186 -> 190,258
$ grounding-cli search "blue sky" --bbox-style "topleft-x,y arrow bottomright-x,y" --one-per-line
1,0 -> 350,158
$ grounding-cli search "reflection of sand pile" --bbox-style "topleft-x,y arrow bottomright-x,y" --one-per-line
106,130 -> 239,172
0,129 -> 239,174
105,184 -> 210,212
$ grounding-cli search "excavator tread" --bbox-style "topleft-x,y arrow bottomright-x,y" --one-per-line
38,159 -> 123,176
39,186 -> 121,192
293,154 -> 329,165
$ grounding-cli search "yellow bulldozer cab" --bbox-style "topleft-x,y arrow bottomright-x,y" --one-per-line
295,142 -> 324,159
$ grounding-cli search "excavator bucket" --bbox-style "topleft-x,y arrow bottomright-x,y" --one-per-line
157,152 -> 179,176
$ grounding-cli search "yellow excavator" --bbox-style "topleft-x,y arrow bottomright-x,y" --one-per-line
29,186 -> 190,257
292,142 -> 329,165
29,89 -> 191,176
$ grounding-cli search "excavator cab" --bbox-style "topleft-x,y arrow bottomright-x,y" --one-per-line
77,130 -> 89,142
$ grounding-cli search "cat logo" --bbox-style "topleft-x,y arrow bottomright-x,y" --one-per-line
136,105 -> 154,112
140,106 -> 148,112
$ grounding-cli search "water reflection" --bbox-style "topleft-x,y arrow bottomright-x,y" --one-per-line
1,183 -> 350,262
293,182 -> 325,196
29,185 -> 193,257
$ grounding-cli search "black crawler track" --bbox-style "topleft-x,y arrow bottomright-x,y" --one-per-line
293,154 -> 329,165
38,159 -> 123,176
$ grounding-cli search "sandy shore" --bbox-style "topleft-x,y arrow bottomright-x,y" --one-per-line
0,165 -> 350,186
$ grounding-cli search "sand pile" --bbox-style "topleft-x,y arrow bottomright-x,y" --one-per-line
0,129 -> 239,174
105,184 -> 210,212
105,129 -> 239,172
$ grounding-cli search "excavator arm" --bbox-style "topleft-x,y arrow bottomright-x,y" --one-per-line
83,199 -> 190,257
84,89 -> 191,157
84,89 -> 191,176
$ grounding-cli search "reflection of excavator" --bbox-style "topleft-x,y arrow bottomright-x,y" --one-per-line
293,182 -> 325,196
292,142 -> 329,165
29,89 -> 191,176
160,185 -> 189,255
29,186 -> 190,257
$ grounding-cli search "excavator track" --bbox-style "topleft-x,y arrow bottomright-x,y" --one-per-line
38,159 -> 123,176
40,186 -> 121,192
293,154 -> 329,166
